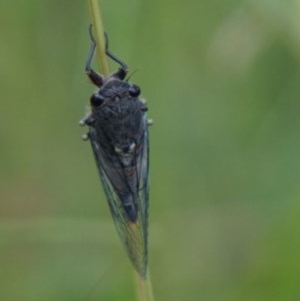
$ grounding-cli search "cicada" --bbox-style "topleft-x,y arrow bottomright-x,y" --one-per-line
80,27 -> 152,279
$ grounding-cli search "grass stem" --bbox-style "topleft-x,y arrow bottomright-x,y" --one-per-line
135,271 -> 155,301
87,0 -> 109,76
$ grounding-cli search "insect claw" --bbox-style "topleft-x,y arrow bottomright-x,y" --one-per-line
82,133 -> 89,141
147,119 -> 154,126
79,119 -> 86,126
140,98 -> 147,105
79,115 -> 95,126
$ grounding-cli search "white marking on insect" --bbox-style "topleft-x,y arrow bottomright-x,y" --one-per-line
140,98 -> 147,105
81,134 -> 89,141
147,119 -> 154,126
114,146 -> 122,153
93,141 -> 100,151
129,142 -> 136,152
120,156 -> 133,167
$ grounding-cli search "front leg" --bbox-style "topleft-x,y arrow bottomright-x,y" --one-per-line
85,25 -> 104,87
79,114 -> 95,126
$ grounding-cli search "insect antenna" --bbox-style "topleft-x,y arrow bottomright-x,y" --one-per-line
125,69 -> 139,82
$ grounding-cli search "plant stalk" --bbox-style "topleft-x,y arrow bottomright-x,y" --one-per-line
135,271 -> 155,301
87,0 -> 109,76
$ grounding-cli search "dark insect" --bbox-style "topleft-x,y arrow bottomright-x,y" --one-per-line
80,27 -> 152,279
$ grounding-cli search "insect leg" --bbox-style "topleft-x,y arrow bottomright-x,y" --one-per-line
85,25 -> 104,87
79,114 -> 95,126
104,32 -> 128,80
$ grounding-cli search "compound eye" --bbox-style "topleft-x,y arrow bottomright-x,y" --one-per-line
128,84 -> 141,97
90,93 -> 105,106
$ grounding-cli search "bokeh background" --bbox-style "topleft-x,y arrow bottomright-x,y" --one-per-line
1,0 -> 300,300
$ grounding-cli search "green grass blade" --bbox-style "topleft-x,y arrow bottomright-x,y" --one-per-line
87,0 -> 109,76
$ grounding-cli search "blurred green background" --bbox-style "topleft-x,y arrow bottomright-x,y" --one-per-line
1,0 -> 300,300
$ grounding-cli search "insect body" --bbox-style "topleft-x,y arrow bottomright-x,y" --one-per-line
80,28 -> 151,279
